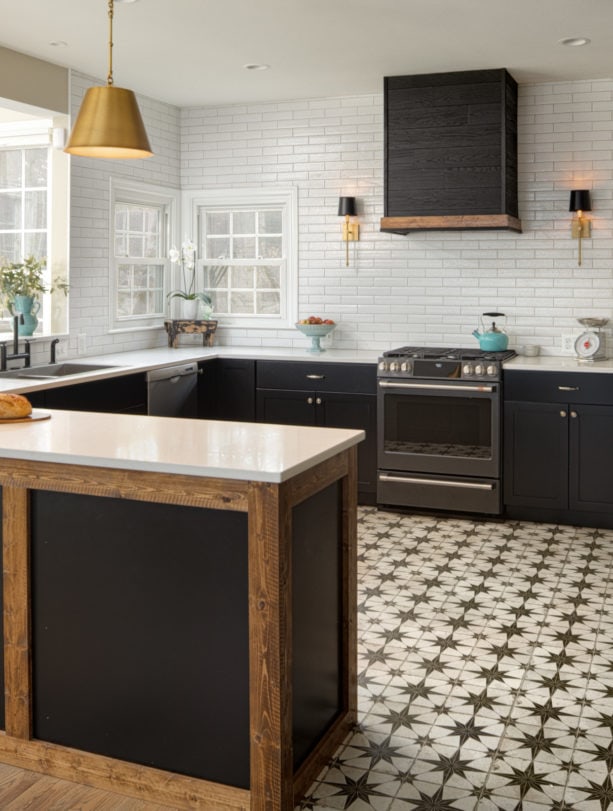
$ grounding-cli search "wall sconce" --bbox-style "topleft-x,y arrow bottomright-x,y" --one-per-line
338,196 -> 359,266
569,189 -> 592,266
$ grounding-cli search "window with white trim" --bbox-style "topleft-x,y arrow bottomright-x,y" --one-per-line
186,188 -> 297,329
0,145 -> 47,262
0,112 -> 70,336
110,180 -> 178,332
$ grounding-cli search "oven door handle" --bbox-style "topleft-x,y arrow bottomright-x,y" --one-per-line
378,380 -> 495,393
379,474 -> 494,491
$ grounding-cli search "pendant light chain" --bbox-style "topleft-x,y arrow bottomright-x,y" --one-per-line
107,0 -> 114,86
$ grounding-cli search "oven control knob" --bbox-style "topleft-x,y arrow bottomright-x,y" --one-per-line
474,364 -> 484,376
389,361 -> 400,372
486,364 -> 498,376
400,361 -> 412,373
462,363 -> 473,376
378,360 -> 387,371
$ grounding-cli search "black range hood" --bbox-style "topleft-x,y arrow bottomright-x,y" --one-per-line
381,68 -> 521,234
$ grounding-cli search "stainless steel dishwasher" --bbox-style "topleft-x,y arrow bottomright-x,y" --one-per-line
146,362 -> 198,417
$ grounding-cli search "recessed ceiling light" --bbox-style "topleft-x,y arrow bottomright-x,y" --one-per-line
559,37 -> 591,47
49,40 -> 68,48
244,64 -> 270,71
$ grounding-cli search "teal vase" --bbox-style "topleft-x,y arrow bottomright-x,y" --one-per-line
9,295 -> 40,336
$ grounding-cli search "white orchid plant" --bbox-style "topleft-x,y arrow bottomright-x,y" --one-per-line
167,239 -> 212,306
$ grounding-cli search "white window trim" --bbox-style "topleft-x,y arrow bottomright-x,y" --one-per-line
109,178 -> 180,334
184,187 -> 298,330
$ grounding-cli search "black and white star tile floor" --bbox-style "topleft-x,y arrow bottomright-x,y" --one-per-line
296,507 -> 613,811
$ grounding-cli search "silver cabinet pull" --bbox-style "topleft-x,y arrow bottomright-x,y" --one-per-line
571,410 -> 578,418
316,397 -> 322,405
560,410 -> 567,418
379,474 -> 493,491
558,386 -> 579,391
307,396 -> 314,404
306,374 -> 325,379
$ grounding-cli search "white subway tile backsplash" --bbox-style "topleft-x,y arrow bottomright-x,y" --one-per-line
62,74 -> 613,359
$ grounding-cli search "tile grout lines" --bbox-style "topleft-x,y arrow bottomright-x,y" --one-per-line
297,509 -> 613,811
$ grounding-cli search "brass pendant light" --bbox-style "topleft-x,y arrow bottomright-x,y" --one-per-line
65,0 -> 153,159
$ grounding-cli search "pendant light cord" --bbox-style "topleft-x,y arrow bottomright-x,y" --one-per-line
107,0 -> 114,86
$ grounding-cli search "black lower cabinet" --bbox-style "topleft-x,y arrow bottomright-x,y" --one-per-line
29,372 -> 147,414
198,359 -> 255,422
569,404 -> 613,512
504,370 -> 613,527
256,387 -> 378,506
504,401 -> 568,510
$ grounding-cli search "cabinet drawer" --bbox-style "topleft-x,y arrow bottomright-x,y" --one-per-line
504,370 -> 613,405
256,361 -> 376,394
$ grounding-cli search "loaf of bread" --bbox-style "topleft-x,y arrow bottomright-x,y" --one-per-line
0,393 -> 32,419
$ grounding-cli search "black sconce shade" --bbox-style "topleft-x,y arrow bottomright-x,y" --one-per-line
338,196 -> 357,216
569,189 -> 592,212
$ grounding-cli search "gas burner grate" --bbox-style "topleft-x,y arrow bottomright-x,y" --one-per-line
382,346 -> 516,362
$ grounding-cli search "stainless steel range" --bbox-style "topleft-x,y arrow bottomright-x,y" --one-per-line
377,346 -> 516,515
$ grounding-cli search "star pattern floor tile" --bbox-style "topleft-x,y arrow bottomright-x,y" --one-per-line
296,508 -> 613,810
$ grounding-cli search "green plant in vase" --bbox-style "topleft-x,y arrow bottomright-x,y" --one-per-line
0,255 -> 68,336
167,239 -> 212,320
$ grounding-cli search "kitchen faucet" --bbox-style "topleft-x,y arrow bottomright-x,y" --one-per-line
0,315 -> 31,371
50,338 -> 60,364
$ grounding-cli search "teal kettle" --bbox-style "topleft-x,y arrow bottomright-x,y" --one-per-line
472,312 -> 509,351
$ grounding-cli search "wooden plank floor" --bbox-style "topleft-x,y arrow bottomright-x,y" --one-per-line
0,762 -> 180,810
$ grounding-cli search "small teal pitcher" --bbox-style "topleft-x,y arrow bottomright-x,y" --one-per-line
9,295 -> 40,336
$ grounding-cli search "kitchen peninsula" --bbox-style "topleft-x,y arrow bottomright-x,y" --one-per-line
0,409 -> 362,810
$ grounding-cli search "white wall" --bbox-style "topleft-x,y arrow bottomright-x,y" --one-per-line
61,72 -> 180,361
66,75 -> 613,358
182,79 -> 613,355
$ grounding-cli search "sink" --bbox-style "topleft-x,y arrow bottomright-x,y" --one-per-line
12,363 -> 120,379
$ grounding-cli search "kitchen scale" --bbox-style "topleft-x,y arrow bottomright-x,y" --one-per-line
574,317 -> 608,361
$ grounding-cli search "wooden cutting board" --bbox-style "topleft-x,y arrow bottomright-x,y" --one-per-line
0,410 -> 51,424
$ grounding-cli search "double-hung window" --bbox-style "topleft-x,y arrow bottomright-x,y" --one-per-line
186,188 -> 297,329
0,114 -> 70,336
110,179 -> 178,332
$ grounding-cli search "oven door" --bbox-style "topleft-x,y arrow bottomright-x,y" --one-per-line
377,378 -> 500,478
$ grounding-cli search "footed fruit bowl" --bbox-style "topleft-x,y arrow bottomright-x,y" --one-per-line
295,321 -> 336,353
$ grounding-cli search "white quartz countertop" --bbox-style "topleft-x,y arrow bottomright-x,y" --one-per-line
3,344 -> 613,400
0,345 -> 380,395
0,409 -> 363,483
504,355 -> 613,373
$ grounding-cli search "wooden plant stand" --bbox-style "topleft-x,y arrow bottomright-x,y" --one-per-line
164,319 -> 218,348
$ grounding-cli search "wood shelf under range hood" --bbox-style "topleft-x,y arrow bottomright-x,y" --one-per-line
380,213 -> 522,234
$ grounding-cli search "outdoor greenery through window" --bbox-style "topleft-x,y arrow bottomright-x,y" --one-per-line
0,147 -> 47,263
0,108 -> 70,336
200,208 -> 283,316
189,187 -> 297,328
115,203 -> 165,318
110,179 -> 177,332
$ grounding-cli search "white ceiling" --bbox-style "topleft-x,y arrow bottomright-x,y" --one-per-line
1,0 -> 612,108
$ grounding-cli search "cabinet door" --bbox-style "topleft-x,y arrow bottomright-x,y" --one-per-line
256,389 -> 316,426
503,401 -> 568,509
199,359 -> 256,422
316,392 -> 377,503
569,404 -> 613,512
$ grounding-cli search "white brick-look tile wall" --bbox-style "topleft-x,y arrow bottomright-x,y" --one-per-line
55,72 -> 180,364
182,79 -> 613,355
66,75 -> 613,359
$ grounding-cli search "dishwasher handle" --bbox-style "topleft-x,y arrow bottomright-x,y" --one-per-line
146,363 -> 197,383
